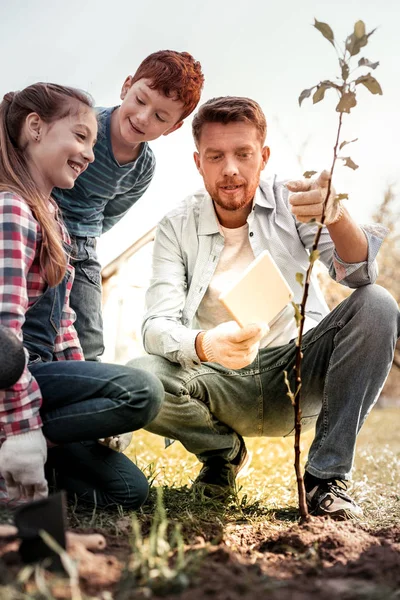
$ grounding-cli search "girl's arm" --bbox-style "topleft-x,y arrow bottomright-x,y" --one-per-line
0,192 -> 43,436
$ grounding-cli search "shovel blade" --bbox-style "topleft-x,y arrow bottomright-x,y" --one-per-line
14,491 -> 66,567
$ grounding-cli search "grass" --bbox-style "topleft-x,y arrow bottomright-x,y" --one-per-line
1,406 -> 398,599
61,405 -> 400,537
129,406 -> 400,528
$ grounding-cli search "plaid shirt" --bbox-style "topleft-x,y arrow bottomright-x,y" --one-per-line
0,191 -> 83,440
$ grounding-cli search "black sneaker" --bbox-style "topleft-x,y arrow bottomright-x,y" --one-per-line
192,441 -> 250,500
306,477 -> 363,520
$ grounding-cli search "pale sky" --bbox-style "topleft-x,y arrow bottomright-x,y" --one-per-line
1,0 -> 399,265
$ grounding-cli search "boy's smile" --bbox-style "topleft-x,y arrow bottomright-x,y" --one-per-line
113,78 -> 184,152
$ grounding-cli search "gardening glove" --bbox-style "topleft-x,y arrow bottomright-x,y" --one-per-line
98,432 -> 133,453
0,429 -> 48,501
202,321 -> 269,370
287,170 -> 343,225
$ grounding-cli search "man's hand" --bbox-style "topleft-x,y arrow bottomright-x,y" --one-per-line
286,170 -> 342,225
199,321 -> 269,370
0,429 -> 48,501
98,432 -> 133,453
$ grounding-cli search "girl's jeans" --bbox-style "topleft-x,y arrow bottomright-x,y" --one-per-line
30,361 -> 163,509
129,285 -> 400,480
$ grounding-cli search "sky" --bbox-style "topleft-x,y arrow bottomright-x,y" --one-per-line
1,0 -> 399,265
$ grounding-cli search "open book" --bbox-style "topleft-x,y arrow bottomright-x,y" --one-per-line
218,250 -> 294,327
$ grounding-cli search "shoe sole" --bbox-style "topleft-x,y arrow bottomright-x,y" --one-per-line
236,449 -> 252,480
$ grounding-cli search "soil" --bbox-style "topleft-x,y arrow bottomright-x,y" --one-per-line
1,517 -> 399,599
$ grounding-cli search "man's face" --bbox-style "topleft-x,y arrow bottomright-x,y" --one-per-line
193,122 -> 270,215
117,77 -> 184,144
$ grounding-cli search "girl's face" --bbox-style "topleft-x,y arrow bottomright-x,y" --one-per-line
26,108 -> 97,195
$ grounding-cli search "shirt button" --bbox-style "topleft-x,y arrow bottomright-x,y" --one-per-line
249,232 -> 254,237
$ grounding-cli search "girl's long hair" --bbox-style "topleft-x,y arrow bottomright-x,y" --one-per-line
0,83 -> 93,286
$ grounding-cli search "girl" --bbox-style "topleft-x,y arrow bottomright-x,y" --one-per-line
0,83 -> 163,509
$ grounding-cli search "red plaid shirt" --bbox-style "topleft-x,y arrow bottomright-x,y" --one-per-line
0,191 -> 83,440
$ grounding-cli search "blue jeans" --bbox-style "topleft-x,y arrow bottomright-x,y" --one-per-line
70,236 -> 104,361
30,361 -> 164,509
128,285 -> 400,481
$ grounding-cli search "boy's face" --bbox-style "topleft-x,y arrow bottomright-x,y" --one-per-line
117,77 -> 185,144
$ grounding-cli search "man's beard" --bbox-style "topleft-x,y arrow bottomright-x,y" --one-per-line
212,190 -> 251,212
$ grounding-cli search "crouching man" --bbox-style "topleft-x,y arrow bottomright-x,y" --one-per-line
128,96 -> 400,519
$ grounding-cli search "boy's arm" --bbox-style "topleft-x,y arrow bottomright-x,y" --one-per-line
101,160 -> 156,234
53,263 -> 84,361
142,217 -> 202,369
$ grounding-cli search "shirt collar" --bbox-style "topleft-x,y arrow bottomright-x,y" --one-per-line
198,192 -> 221,235
254,177 -> 277,209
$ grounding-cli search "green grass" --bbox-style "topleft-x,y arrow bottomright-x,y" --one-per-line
123,405 -> 399,533
1,407 -> 398,599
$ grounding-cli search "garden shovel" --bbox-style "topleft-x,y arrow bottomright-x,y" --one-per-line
0,491 -> 66,568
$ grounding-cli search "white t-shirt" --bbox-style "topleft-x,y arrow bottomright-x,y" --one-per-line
195,223 -> 302,349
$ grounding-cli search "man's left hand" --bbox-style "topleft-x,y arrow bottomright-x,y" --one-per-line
286,170 -> 342,225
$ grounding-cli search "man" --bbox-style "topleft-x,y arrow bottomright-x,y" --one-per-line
128,96 -> 400,519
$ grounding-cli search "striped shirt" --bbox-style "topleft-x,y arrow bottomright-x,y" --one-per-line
53,107 -> 156,237
0,192 -> 83,440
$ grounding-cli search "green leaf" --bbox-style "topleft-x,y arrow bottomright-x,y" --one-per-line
291,301 -> 303,328
336,91 -> 357,113
358,57 -> 379,69
341,61 -> 350,81
354,20 -> 366,38
313,19 -> 335,45
296,272 -> 304,287
345,33 -> 368,56
303,170 -> 317,179
298,87 -> 314,107
355,74 -> 383,95
313,84 -> 328,104
321,79 -> 341,90
309,249 -> 320,265
339,138 -> 358,150
336,193 -> 349,201
341,156 -> 359,170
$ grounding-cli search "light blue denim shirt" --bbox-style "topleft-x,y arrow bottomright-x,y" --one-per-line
142,176 -> 386,369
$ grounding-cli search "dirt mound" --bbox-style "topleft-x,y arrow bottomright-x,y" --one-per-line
1,520 -> 399,599
159,519 -> 400,600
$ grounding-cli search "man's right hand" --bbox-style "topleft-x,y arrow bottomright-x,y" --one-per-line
0,429 -> 48,502
199,321 -> 269,370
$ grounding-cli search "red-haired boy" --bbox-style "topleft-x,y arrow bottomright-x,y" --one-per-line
53,50 -> 204,361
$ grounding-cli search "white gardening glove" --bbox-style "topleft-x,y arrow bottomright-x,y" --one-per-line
0,429 -> 48,501
98,432 -> 133,453
202,321 -> 269,370
286,170 -> 343,225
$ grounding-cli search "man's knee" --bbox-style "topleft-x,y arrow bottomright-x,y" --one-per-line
127,354 -> 188,398
127,354 -> 167,377
353,285 -> 399,333
117,364 -> 165,428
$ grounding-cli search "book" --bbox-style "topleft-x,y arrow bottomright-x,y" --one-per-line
218,249 -> 294,327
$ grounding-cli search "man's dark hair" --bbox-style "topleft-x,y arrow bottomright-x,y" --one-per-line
192,96 -> 267,146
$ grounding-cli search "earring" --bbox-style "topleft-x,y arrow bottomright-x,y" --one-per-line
35,134 -> 40,142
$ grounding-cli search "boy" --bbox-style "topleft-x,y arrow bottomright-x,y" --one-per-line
53,50 -> 204,360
